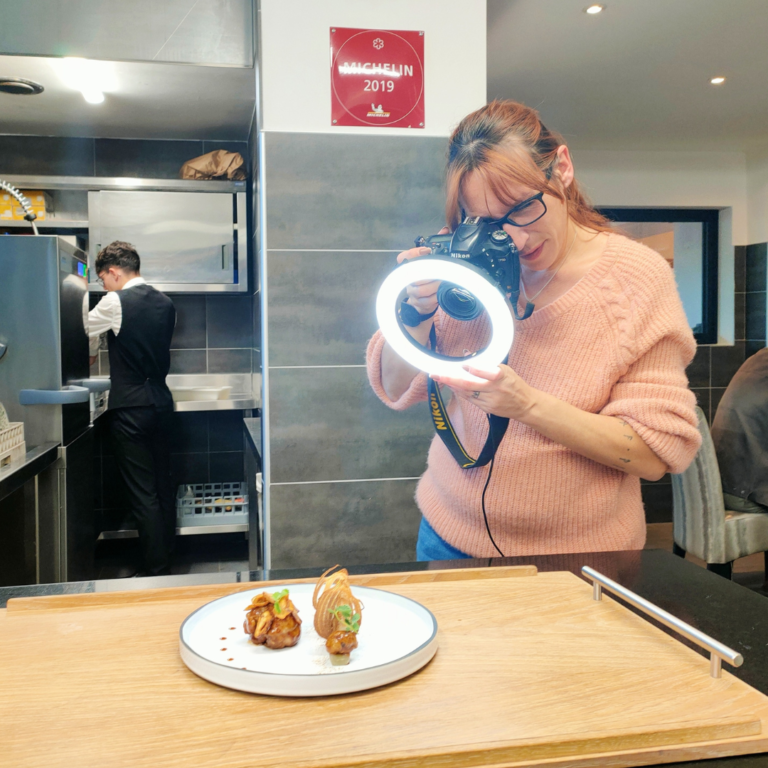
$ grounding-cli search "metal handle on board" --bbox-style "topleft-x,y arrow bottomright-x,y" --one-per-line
19,386 -> 90,405
581,565 -> 743,678
221,244 -> 230,270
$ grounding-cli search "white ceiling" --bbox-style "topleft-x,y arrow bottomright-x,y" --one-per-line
487,0 -> 768,152
0,55 -> 255,141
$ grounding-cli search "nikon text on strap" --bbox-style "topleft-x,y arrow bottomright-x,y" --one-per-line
426,324 -> 509,469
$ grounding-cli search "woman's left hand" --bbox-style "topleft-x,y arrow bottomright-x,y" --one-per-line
431,363 -> 538,421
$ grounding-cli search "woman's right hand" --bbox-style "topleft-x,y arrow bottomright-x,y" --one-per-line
397,227 -> 450,318
380,228 -> 449,401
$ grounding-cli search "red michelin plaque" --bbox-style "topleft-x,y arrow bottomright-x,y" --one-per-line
330,27 -> 425,129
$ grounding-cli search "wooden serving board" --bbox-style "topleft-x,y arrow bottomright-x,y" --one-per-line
1,566 -> 767,768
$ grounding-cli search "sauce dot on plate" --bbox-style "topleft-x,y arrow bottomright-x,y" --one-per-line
220,648 -> 227,651
229,627 -> 236,630
220,637 -> 227,640
227,658 -> 234,661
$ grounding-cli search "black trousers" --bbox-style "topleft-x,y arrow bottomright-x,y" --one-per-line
109,406 -> 175,574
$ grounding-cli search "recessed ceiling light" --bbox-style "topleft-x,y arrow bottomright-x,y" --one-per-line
710,76 -> 726,85
0,77 -> 44,96
584,4 -> 605,13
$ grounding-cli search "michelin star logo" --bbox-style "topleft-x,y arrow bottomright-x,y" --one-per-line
367,103 -> 391,117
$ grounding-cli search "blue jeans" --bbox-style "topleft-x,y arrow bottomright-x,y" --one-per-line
416,517 -> 472,562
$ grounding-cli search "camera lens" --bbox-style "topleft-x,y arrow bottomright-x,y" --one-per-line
437,282 -> 483,321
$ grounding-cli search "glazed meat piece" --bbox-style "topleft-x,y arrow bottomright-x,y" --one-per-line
325,630 -> 358,656
265,611 -> 301,649
243,589 -> 301,649
243,593 -> 275,644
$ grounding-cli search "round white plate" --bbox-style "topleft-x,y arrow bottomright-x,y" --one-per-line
179,583 -> 438,696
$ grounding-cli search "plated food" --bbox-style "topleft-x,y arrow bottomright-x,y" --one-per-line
313,566 -> 364,665
243,589 -> 302,649
181,581 -> 438,696
240,567 -> 365,664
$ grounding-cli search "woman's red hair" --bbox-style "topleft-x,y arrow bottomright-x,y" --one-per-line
445,100 -> 611,234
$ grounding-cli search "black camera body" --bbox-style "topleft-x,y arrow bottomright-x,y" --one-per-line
415,217 -> 526,321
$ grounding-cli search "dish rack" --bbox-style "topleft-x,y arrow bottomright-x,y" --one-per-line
176,482 -> 248,530
0,423 -> 25,468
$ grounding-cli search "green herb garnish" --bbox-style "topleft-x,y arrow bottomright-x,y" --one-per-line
329,604 -> 360,633
272,588 -> 289,614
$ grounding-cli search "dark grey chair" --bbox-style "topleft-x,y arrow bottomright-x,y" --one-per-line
671,406 -> 768,581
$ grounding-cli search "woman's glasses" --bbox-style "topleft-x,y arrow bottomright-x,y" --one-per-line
464,192 -> 548,228
488,192 -> 547,228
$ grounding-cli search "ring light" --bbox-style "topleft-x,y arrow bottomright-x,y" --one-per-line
376,258 -> 514,383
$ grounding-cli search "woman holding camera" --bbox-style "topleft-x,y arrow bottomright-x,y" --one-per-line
367,100 -> 701,561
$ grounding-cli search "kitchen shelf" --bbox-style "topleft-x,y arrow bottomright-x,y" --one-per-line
98,524 -> 248,540
177,523 -> 248,535
1,175 -> 246,193
1,219 -> 88,228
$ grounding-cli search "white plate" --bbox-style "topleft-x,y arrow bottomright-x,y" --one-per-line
179,583 -> 438,696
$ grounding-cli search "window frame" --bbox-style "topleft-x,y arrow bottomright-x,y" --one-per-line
597,207 -> 719,344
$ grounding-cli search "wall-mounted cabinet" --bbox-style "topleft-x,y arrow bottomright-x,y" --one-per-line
88,190 -> 247,292
0,175 -> 249,293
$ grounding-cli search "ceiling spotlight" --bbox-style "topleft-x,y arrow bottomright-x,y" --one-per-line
710,76 -> 726,85
584,4 -> 605,13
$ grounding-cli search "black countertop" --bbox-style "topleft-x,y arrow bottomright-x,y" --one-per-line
3,549 -> 768,768
0,441 -> 59,502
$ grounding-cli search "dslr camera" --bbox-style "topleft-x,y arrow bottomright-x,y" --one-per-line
414,217 -> 528,321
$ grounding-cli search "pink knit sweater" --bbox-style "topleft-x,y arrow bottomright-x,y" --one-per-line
367,234 -> 702,557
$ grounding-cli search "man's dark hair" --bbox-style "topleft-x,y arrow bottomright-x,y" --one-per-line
95,241 -> 141,275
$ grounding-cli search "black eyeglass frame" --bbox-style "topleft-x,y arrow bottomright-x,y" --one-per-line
462,191 -> 548,229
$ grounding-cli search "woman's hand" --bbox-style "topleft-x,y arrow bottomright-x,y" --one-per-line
396,226 -> 450,318
431,363 -> 537,421
380,228 -> 448,401
432,363 -> 667,481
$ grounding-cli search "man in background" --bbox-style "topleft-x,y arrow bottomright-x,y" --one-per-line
711,347 -> 768,515
88,241 -> 177,576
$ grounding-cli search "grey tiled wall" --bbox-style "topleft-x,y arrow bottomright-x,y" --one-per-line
90,293 -> 255,377
263,132 -> 447,568
745,242 -> 767,355
687,243 -> 768,426
0,134 -> 248,179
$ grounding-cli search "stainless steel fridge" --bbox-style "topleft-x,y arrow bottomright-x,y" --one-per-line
0,236 -> 99,582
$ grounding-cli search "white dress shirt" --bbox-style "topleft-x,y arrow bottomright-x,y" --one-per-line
87,276 -> 147,355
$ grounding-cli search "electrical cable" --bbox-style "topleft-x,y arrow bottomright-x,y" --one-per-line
480,413 -> 506,557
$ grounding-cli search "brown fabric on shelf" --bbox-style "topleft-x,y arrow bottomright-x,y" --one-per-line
179,150 -> 246,180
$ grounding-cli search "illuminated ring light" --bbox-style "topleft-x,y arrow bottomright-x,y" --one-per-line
376,258 -> 514,383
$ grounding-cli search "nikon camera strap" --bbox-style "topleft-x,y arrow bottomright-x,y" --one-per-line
426,324 -> 509,469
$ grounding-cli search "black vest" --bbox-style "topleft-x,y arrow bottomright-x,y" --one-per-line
107,284 -> 176,412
